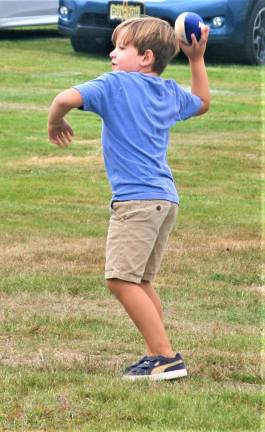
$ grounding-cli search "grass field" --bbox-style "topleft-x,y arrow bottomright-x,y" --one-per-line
0,29 -> 263,431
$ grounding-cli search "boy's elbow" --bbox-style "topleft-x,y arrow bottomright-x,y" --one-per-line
55,92 -> 72,109
52,94 -> 69,112
54,89 -> 83,109
202,100 -> 210,114
197,99 -> 210,116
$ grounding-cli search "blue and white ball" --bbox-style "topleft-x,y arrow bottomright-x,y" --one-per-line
175,12 -> 205,44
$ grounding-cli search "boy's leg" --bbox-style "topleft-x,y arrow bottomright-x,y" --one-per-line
140,281 -> 163,321
140,281 -> 164,355
107,278 -> 174,358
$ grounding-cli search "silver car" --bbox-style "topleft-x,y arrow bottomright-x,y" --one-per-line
0,0 -> 58,28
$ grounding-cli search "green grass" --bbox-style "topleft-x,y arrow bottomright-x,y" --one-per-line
0,29 -> 263,431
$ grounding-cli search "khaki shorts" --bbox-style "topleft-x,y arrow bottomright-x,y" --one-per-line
105,200 -> 178,284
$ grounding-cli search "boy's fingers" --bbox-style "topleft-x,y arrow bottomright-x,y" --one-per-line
179,40 -> 190,52
48,122 -> 73,147
55,137 -> 65,148
49,134 -> 66,148
59,133 -> 70,147
200,26 -> 209,43
66,131 -> 73,142
68,126 -> 74,136
191,34 -> 198,45
178,40 -> 185,50
49,135 -> 59,145
204,25 -> 210,36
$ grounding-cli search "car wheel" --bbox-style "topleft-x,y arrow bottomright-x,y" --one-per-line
71,35 -> 98,53
245,0 -> 265,65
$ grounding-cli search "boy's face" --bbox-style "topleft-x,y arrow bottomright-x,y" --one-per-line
110,30 -> 156,74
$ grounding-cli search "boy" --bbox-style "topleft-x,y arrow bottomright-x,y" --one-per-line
48,17 -> 210,380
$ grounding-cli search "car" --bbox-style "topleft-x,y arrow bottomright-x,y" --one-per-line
58,0 -> 265,65
0,0 -> 58,29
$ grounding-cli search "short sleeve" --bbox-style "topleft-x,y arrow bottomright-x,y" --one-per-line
73,73 -> 112,117
173,82 -> 203,120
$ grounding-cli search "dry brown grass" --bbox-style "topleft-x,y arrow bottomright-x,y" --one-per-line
0,290 -> 128,371
0,102 -> 47,112
0,234 -> 260,273
0,237 -> 105,275
0,291 -> 119,321
8,153 -> 103,168
0,287 -> 261,383
0,231 -> 261,390
168,236 -> 261,253
0,340 -> 126,372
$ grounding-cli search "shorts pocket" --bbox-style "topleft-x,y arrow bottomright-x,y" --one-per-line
112,200 -> 165,222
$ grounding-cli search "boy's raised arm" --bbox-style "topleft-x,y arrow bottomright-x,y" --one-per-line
180,26 -> 210,115
48,88 -> 83,147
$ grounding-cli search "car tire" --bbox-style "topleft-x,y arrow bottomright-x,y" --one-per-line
71,35 -> 98,53
245,0 -> 265,65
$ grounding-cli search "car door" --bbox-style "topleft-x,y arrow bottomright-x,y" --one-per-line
0,0 -> 57,19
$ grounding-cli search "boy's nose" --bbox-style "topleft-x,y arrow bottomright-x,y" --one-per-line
109,49 -> 116,59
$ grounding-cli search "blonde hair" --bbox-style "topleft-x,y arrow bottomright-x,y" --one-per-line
112,16 -> 179,75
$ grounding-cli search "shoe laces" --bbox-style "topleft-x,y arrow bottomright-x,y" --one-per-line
131,356 -> 160,372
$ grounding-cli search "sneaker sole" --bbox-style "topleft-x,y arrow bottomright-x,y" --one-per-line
123,368 -> 188,381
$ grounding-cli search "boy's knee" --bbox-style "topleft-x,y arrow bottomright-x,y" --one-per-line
106,278 -> 134,297
106,279 -> 113,291
106,278 -> 120,295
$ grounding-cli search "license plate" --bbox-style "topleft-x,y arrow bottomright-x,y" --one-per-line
109,2 -> 144,21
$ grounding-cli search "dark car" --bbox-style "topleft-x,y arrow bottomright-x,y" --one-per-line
58,0 -> 265,64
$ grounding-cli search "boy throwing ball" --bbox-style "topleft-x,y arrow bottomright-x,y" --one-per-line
48,17 -> 210,380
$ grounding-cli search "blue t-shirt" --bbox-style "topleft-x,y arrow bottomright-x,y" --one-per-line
74,71 -> 202,204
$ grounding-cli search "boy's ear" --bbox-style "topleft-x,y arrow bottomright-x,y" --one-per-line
141,49 -> 155,67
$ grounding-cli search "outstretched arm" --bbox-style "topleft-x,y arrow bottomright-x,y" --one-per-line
48,88 -> 83,147
180,26 -> 210,115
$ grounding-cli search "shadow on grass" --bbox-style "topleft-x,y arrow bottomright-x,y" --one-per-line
0,27 -> 62,40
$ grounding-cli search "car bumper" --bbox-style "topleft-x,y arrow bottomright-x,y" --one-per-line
59,23 -> 113,47
60,22 -> 111,37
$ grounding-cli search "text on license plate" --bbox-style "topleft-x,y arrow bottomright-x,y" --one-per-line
109,4 -> 142,21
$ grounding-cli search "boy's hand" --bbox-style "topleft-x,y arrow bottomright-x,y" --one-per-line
48,118 -> 74,148
179,26 -> 209,61
47,88 -> 82,148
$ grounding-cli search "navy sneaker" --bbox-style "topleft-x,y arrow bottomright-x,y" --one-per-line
123,353 -> 187,381
124,356 -> 149,374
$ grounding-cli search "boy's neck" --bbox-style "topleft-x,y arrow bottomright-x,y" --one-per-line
117,70 -> 159,77
138,65 -> 158,76
143,71 -> 159,77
